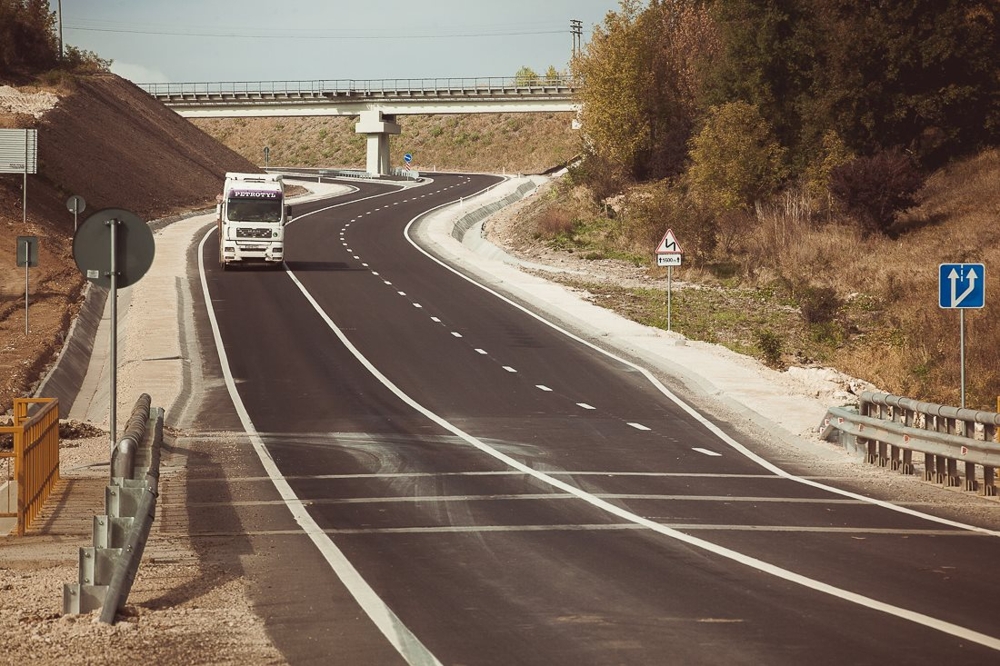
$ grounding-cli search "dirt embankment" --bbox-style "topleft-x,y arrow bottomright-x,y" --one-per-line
0,73 -> 259,413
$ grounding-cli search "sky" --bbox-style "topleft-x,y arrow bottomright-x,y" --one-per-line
53,0 -> 619,85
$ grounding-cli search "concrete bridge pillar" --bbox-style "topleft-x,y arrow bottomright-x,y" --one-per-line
355,110 -> 401,177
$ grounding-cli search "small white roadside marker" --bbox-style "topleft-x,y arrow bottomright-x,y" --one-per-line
693,448 -> 722,457
577,403 -> 596,410
628,423 -> 651,431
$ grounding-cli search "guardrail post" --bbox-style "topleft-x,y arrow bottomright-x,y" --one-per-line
965,462 -> 978,492
984,466 -> 997,496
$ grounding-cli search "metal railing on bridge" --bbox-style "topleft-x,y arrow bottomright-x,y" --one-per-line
140,76 -> 580,102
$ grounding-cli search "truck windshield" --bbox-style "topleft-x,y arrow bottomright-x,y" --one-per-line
227,197 -> 282,223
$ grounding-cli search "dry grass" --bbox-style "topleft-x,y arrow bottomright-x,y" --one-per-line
192,112 -> 581,175
526,149 -> 1000,410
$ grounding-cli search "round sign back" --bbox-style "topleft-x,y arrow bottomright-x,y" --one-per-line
73,208 -> 155,289
66,194 -> 86,215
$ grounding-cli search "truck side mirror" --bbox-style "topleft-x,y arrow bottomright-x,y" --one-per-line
284,205 -> 292,223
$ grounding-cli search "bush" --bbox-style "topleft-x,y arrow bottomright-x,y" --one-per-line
755,329 -> 783,368
535,207 -> 575,239
829,148 -> 925,236
799,285 -> 841,324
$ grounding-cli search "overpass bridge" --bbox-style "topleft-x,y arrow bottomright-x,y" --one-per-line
141,77 -> 580,176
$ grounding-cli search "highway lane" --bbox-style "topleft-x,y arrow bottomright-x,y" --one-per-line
196,174 -> 1000,665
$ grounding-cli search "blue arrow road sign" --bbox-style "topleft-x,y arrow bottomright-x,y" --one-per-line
404,153 -> 412,164
939,263 -> 985,309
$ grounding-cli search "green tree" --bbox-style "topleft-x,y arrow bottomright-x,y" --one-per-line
544,65 -> 562,84
808,0 -> 1000,166
688,100 -> 787,212
514,66 -> 539,86
0,0 -> 59,80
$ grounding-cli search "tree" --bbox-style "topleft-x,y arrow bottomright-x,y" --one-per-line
514,66 -> 539,86
0,0 -> 59,81
829,148 -> 924,236
573,0 -> 719,183
687,101 -> 787,212
572,0 -> 655,183
809,0 -> 1000,166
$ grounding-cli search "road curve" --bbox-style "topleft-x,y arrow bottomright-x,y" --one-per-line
190,174 -> 1000,665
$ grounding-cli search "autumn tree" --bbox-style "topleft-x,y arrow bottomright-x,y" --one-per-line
572,0 -> 658,184
687,101 -> 787,213
573,1 -> 721,184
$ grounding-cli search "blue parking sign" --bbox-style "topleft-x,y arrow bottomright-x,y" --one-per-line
939,263 -> 985,309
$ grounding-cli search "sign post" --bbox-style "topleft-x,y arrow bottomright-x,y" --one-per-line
73,209 -> 155,457
938,263 -> 985,408
16,236 -> 38,334
264,146 -> 270,168
655,229 -> 683,332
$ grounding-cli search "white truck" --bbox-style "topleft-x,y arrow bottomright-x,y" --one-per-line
216,172 -> 290,269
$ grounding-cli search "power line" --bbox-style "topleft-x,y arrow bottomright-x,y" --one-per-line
63,23 -> 566,40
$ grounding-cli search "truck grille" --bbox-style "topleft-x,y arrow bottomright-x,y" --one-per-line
236,228 -> 273,239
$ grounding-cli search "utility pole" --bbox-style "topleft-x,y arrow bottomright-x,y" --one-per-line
58,0 -> 64,59
571,19 -> 583,58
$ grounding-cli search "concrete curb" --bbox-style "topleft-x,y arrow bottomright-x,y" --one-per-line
35,283 -> 108,419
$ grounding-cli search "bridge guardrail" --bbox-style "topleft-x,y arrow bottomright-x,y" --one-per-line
140,76 -> 580,100
820,391 -> 1000,496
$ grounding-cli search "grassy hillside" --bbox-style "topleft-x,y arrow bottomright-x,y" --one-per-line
192,113 -> 580,174
511,149 -> 1000,410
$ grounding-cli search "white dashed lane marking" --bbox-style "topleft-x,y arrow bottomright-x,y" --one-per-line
577,403 -> 596,410
628,423 -> 651,431
693,448 -> 723,457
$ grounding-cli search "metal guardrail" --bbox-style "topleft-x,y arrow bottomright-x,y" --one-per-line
820,391 -> 1000,496
0,397 -> 60,536
63,394 -> 164,622
139,76 -> 580,100
449,181 -> 538,241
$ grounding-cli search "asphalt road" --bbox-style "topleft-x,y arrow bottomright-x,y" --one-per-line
191,175 -> 1000,665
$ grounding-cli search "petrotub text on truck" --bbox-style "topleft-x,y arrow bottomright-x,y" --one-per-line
217,172 -> 291,269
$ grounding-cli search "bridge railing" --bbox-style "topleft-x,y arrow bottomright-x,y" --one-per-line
139,76 -> 580,98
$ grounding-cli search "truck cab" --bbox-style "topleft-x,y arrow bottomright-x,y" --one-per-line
217,172 -> 290,269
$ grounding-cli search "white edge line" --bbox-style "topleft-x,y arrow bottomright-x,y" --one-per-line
399,202 -> 1000,538
198,226 -> 443,666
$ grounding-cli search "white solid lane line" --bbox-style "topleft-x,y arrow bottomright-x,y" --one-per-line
283,262 -> 1000,652
198,228 -> 443,666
